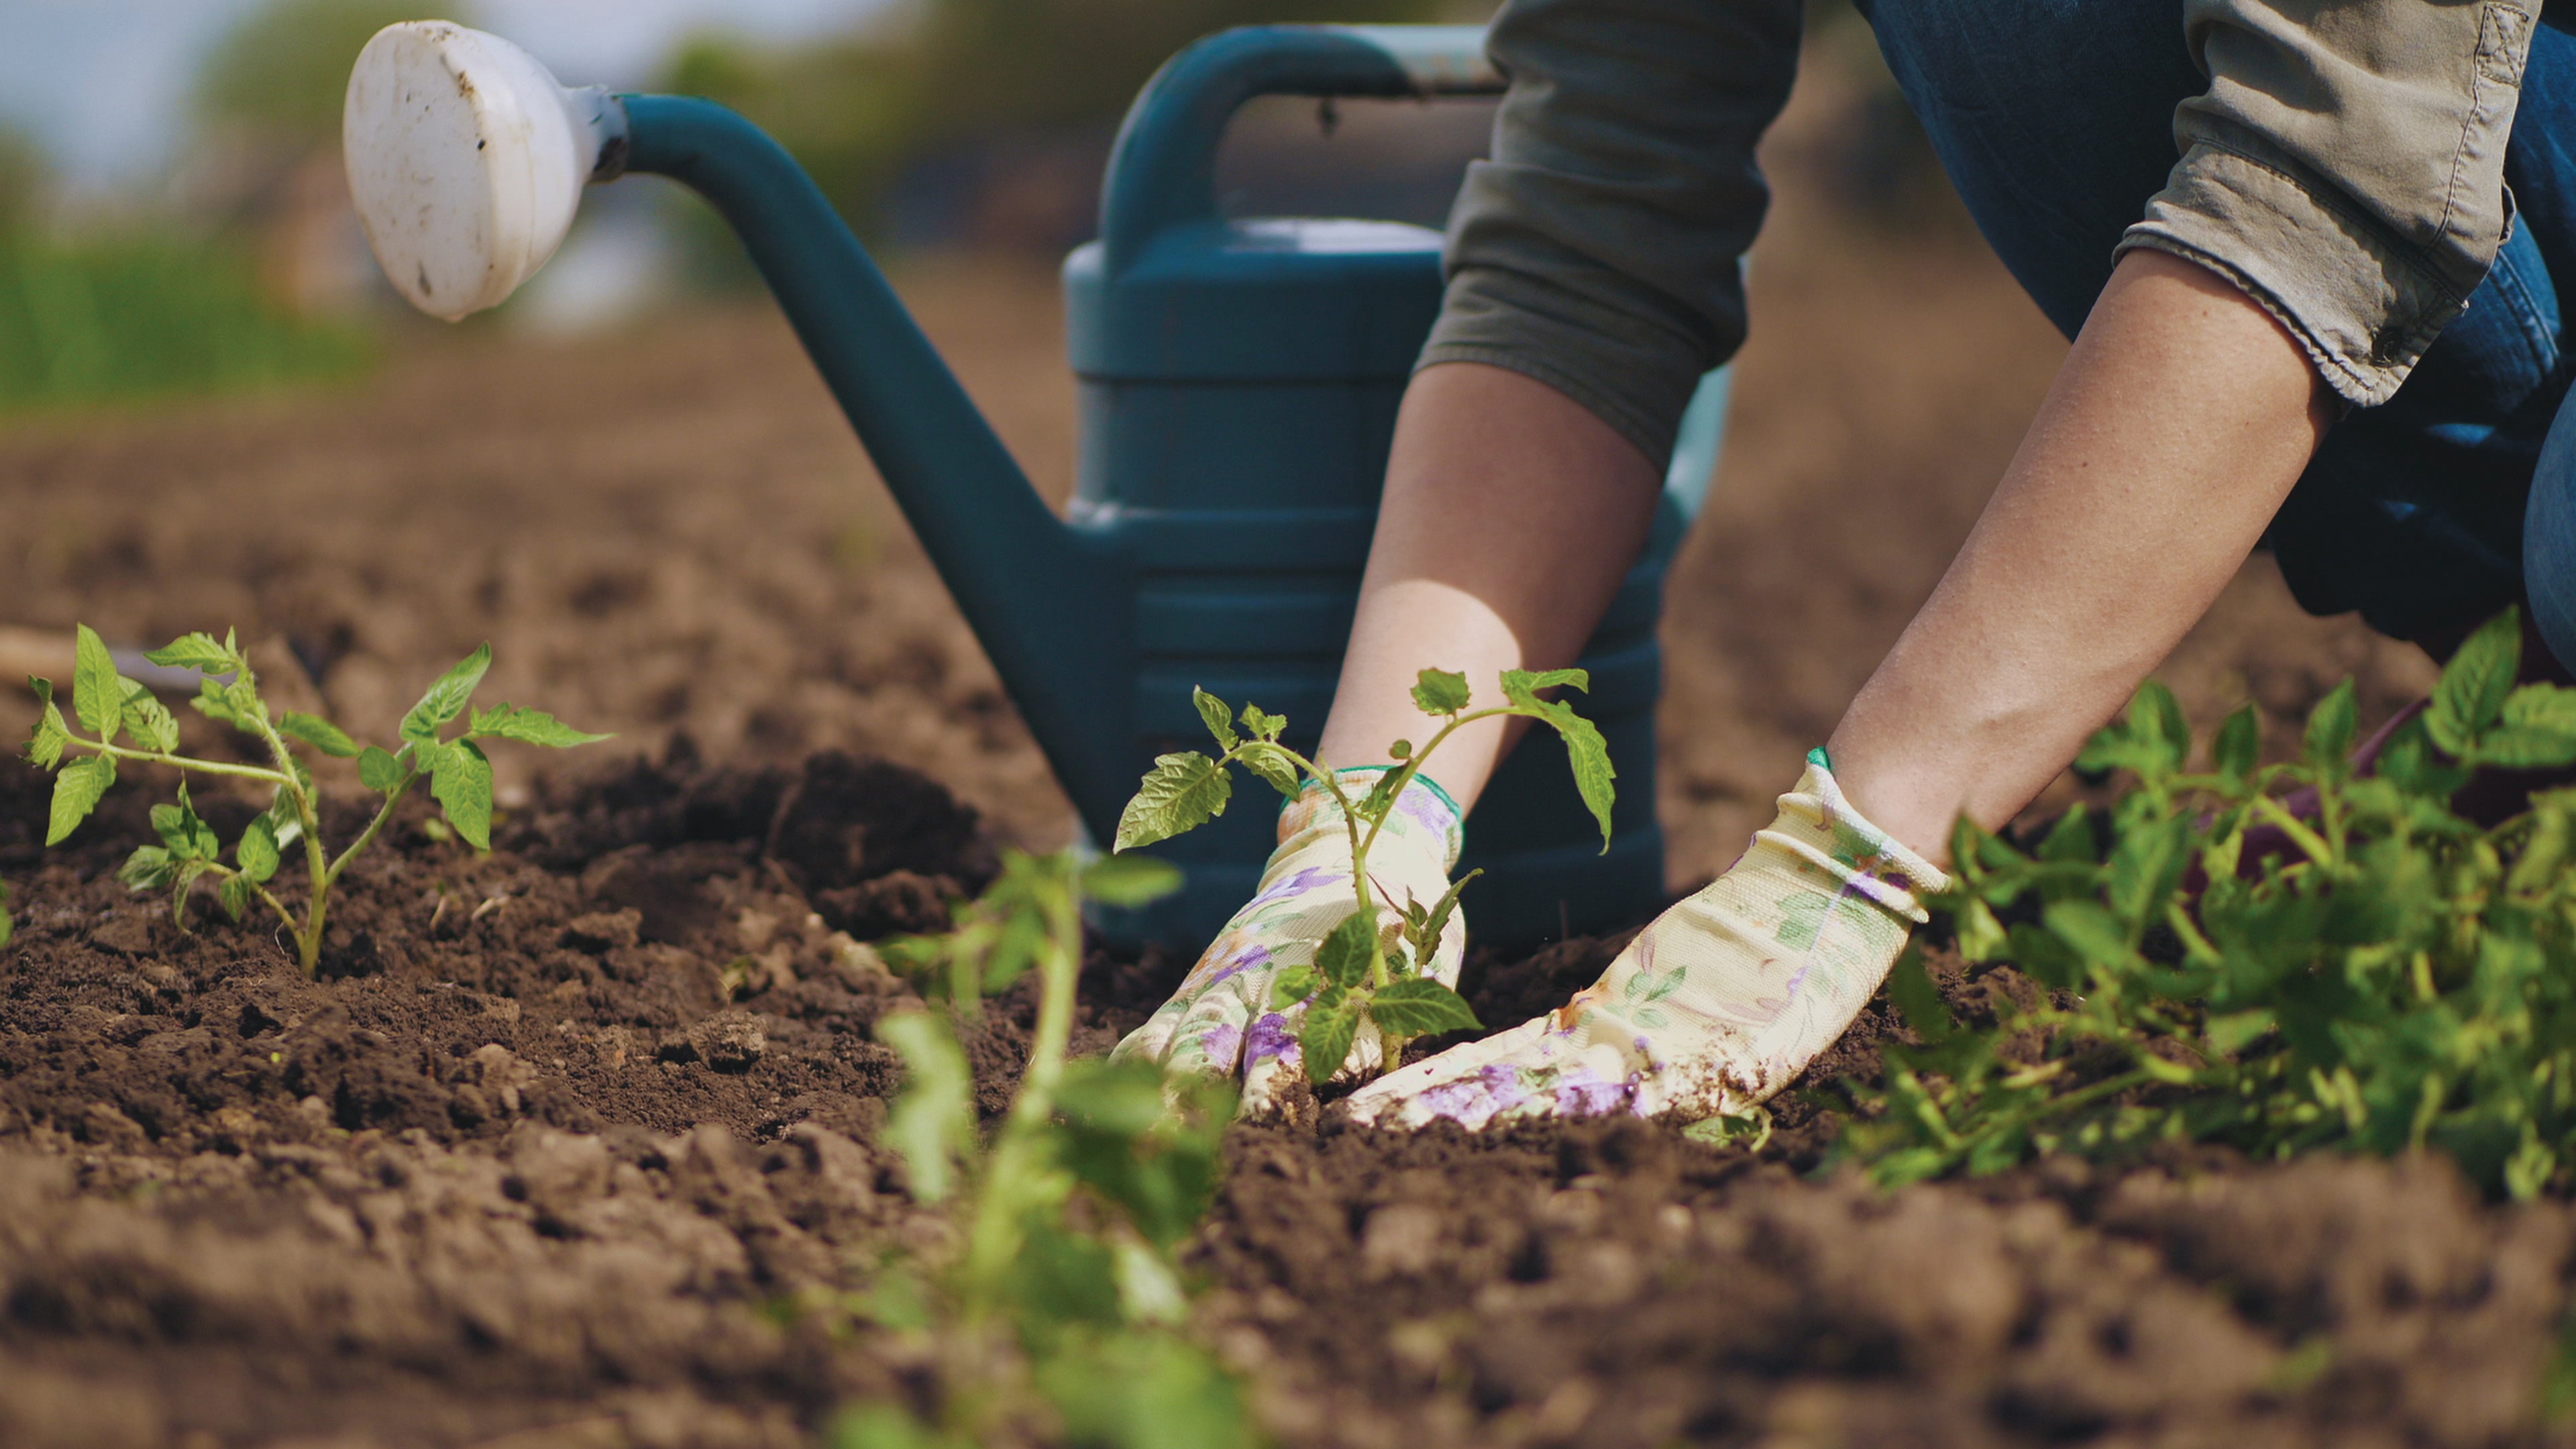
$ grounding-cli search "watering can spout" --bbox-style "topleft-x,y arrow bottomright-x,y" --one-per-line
343,23 -> 1132,833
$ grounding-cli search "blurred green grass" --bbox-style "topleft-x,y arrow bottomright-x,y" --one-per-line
0,231 -> 372,417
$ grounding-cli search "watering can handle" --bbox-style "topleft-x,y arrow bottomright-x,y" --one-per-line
1098,25 -> 1502,272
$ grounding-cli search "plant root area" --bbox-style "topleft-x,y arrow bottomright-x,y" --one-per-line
0,109 -> 2552,1442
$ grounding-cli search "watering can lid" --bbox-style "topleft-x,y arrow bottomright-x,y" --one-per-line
1065,217 -> 1447,382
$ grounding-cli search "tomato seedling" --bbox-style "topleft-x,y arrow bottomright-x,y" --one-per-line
1112,667 -> 1615,1084
22,625 -> 604,975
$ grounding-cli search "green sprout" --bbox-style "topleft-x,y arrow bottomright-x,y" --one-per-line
847,850 -> 1254,1448
22,625 -> 605,976
1112,667 -> 1617,1085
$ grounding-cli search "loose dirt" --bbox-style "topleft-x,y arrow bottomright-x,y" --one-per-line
0,52 -> 2551,1449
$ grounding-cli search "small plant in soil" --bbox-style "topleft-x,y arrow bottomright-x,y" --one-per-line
844,849 -> 1251,1449
1114,667 -> 1615,1084
1841,607 -> 2576,1199
20,625 -> 604,975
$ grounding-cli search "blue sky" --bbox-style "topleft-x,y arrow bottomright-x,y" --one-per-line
0,0 -> 892,191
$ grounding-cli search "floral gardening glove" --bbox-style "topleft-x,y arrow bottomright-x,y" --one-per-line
1109,766 -> 1466,1114
1345,751 -> 1945,1130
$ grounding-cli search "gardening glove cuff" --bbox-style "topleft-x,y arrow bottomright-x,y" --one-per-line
1109,767 -> 1466,1104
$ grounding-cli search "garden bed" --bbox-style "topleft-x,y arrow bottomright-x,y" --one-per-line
1,737 -> 2567,1448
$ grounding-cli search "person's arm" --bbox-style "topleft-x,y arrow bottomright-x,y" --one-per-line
1828,248 -> 2333,857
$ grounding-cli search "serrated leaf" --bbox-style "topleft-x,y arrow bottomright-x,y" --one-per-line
358,745 -> 406,793
877,1010 -> 974,1203
1366,977 -> 1482,1036
429,739 -> 494,851
25,678 -> 66,769
2214,702 -> 2259,783
1193,688 -> 1238,749
189,678 -> 241,729
1405,867 -> 1481,966
2429,608 -> 2520,753
400,643 -> 492,744
218,873 -> 252,923
153,785 -> 218,861
0,883 -> 11,951
1240,704 -> 1286,743
120,845 -> 175,893
235,816 -> 281,885
2303,679 -> 2357,771
145,632 -> 237,674
1886,947 -> 1953,1043
46,755 -> 114,845
2478,685 -> 2576,767
1523,700 -> 1615,848
1114,751 -> 1230,853
467,702 -> 611,749
1411,668 -> 1470,716
120,685 -> 178,754
1236,741 -> 1303,797
1081,853 -> 1183,908
2139,681 -> 2190,769
1270,963 -> 1318,1010
168,860 -> 211,928
1313,908 -> 1376,989
278,712 -> 361,757
72,625 -> 121,739
1299,987 -> 1360,1085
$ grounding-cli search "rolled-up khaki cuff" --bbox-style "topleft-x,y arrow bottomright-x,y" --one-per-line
1417,264 -> 1719,472
2116,144 -> 2473,408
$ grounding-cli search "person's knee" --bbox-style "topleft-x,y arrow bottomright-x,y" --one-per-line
2524,398 -> 2576,673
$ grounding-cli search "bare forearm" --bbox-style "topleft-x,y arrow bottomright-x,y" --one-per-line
1829,249 -> 2334,859
1318,363 -> 1664,807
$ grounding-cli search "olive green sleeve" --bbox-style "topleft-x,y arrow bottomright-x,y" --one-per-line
1415,0 -> 1803,470
2120,0 -> 2541,407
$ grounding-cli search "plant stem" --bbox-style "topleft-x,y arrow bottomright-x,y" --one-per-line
325,765 -> 419,885
963,861 -> 1083,1316
67,737 -> 286,787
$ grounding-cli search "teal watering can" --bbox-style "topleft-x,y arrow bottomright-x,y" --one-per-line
343,20 -> 1727,948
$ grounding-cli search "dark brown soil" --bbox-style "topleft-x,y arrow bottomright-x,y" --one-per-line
2,44 -> 2565,1449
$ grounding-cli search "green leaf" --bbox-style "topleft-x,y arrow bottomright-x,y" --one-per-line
2475,684 -> 2576,767
1313,908 -> 1377,989
1239,704 -> 1286,743
1081,853 -> 1183,908
1270,963 -> 1318,1010
1235,741 -> 1303,798
1411,667 -> 1471,716
1404,868 -> 1481,967
0,882 -> 11,951
152,785 -> 218,861
46,755 -> 115,845
1501,674 -> 1615,849
277,712 -> 361,757
1299,987 -> 1360,1084
72,625 -> 121,739
1193,688 -> 1238,749
218,873 -> 254,923
1886,946 -> 1953,1043
358,745 -> 406,794
168,861 -> 211,928
113,684 -> 175,755
2214,702 -> 2259,784
2303,679 -> 2357,771
466,703 -> 610,749
429,739 -> 494,851
1114,751 -> 1231,853
189,678 -> 241,729
877,1010 -> 974,1203
1366,977 -> 1482,1036
235,816 -> 281,885
144,632 -> 237,674
25,678 -> 67,769
2428,608 -> 2520,753
400,643 -> 492,745
119,845 -> 175,892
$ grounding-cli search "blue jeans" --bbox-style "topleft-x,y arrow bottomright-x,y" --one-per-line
1860,0 -> 2576,666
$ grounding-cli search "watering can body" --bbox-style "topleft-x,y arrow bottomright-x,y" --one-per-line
342,21 -> 1726,949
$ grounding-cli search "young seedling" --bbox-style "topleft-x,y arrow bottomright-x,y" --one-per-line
22,625 -> 604,975
1112,667 -> 1616,1085
852,849 -> 1252,1448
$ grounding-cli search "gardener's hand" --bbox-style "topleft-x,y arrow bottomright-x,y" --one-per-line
1110,767 -> 1466,1115
1345,752 -> 1944,1129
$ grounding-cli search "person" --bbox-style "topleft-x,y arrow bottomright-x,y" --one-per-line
1114,0 -> 2576,1127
